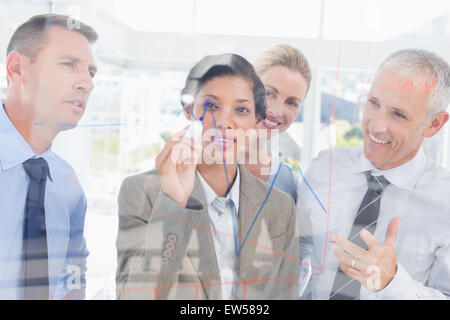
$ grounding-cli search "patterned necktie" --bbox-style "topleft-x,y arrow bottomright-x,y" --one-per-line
330,172 -> 390,300
22,158 -> 50,300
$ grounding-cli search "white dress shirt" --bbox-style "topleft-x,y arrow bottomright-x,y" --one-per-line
197,167 -> 240,300
298,146 -> 450,299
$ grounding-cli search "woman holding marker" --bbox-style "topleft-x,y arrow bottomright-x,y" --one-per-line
116,53 -> 299,300
245,44 -> 312,204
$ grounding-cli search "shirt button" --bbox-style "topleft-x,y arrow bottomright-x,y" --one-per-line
220,249 -> 224,255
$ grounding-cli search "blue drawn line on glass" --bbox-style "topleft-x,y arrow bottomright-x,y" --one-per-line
208,104 -> 240,257
32,98 -> 209,132
208,102 -> 285,257
293,163 -> 327,215
33,109 -> 186,129
238,161 -> 282,255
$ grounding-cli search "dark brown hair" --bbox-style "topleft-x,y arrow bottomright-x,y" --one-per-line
181,53 -> 267,120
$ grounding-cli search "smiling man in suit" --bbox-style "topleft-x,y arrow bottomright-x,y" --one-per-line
298,49 -> 450,300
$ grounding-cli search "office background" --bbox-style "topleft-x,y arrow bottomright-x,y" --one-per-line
1,0 -> 449,299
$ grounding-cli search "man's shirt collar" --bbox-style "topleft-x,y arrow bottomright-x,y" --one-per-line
0,104 -> 54,179
357,147 -> 426,191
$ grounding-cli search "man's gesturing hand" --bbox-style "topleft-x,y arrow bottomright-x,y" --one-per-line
332,217 -> 400,291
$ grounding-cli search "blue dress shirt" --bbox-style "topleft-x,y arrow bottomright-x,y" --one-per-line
0,104 -> 88,299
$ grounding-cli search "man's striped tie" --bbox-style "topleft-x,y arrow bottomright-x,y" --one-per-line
329,172 -> 390,300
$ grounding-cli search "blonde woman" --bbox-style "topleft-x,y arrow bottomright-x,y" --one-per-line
245,44 -> 312,203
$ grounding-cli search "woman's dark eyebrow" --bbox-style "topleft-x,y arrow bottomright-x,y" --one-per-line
203,94 -> 219,100
236,99 -> 251,103
203,95 -> 251,104
289,96 -> 302,103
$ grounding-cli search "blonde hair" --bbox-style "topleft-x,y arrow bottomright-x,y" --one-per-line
254,44 -> 312,94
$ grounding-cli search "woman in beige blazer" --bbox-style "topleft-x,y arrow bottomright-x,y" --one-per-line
115,53 -> 299,300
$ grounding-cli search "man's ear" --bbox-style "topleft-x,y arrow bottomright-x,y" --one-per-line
183,105 -> 194,121
6,50 -> 29,85
423,111 -> 449,138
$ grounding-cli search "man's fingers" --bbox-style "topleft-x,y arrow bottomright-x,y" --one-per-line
332,234 -> 367,260
338,262 -> 362,282
384,217 -> 400,248
360,229 -> 380,250
334,248 -> 367,272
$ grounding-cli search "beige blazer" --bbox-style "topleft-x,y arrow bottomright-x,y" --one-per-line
116,164 -> 299,300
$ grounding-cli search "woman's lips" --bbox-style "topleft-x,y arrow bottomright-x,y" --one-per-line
211,133 -> 235,150
261,116 -> 282,129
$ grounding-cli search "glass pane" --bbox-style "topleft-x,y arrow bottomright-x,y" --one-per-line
2,0 -> 450,302
323,0 -> 450,42
319,69 -> 373,149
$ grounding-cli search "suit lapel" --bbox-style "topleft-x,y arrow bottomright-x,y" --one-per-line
184,166 -> 278,299
236,165 -> 272,299
185,173 -> 222,299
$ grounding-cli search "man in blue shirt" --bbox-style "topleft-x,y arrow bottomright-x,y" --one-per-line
0,14 -> 98,299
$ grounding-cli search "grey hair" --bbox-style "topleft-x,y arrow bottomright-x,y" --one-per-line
376,49 -> 450,119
